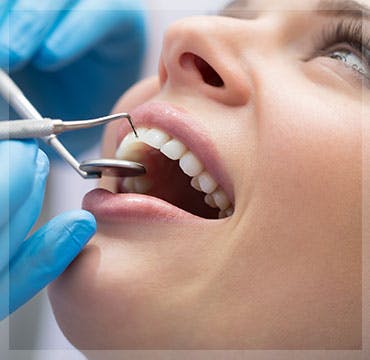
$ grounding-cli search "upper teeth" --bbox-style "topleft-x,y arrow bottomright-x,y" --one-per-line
115,127 -> 234,219
160,138 -> 186,160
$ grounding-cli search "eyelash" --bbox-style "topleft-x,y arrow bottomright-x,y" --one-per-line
315,19 -> 370,81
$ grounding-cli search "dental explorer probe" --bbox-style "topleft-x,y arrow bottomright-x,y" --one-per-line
0,69 -> 145,179
0,113 -> 138,140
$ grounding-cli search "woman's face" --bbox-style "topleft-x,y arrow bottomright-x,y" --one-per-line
49,0 -> 369,349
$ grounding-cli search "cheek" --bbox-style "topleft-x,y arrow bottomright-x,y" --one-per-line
256,91 -> 362,225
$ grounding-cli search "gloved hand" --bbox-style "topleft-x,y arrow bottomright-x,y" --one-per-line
0,140 -> 96,320
0,0 -> 146,155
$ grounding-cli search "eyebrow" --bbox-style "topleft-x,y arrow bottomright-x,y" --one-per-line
316,0 -> 370,20
221,0 -> 370,20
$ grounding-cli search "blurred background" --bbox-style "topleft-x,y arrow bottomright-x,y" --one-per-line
0,0 -> 229,359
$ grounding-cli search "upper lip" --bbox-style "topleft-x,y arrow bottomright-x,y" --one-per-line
116,101 -> 235,204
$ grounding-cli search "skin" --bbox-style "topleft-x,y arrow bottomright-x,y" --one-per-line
48,0 -> 369,350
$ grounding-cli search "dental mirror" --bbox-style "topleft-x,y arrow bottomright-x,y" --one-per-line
80,159 -> 146,178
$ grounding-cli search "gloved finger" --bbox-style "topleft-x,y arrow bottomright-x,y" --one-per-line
0,140 -> 39,228
0,143 -> 47,270
2,210 -> 96,319
6,149 -> 49,261
34,0 -> 144,70
0,0 -> 74,71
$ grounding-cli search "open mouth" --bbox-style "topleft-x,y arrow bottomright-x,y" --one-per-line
114,103 -> 234,220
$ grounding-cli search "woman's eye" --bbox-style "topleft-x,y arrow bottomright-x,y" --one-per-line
326,47 -> 370,79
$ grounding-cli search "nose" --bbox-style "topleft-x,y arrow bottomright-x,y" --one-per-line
159,16 -> 251,107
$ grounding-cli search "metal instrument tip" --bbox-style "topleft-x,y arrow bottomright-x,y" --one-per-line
126,114 -> 138,138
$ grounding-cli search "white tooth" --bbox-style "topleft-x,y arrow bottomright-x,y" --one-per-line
123,143 -> 147,162
198,171 -> 218,194
133,177 -> 152,194
136,127 -> 149,138
115,132 -> 137,159
122,177 -> 135,192
212,189 -> 230,210
142,128 -> 170,149
225,207 -> 234,217
179,151 -> 204,177
160,139 -> 187,160
190,176 -> 201,191
218,210 -> 227,219
204,194 -> 217,208
116,128 -> 150,161
219,206 -> 234,219
117,142 -> 147,162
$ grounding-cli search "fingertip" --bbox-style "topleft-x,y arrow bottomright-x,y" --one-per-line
58,210 -> 97,248
80,209 -> 97,225
69,212 -> 97,249
73,210 -> 97,233
63,209 -> 96,228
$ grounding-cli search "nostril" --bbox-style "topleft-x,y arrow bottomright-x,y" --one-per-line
194,55 -> 224,87
180,52 -> 224,88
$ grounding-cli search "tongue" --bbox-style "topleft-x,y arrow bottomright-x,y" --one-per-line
133,147 -> 219,219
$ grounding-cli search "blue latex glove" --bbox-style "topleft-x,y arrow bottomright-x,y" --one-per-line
0,140 -> 96,320
0,0 -> 146,155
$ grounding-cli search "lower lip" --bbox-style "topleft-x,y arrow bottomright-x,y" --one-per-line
82,189 -> 208,224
